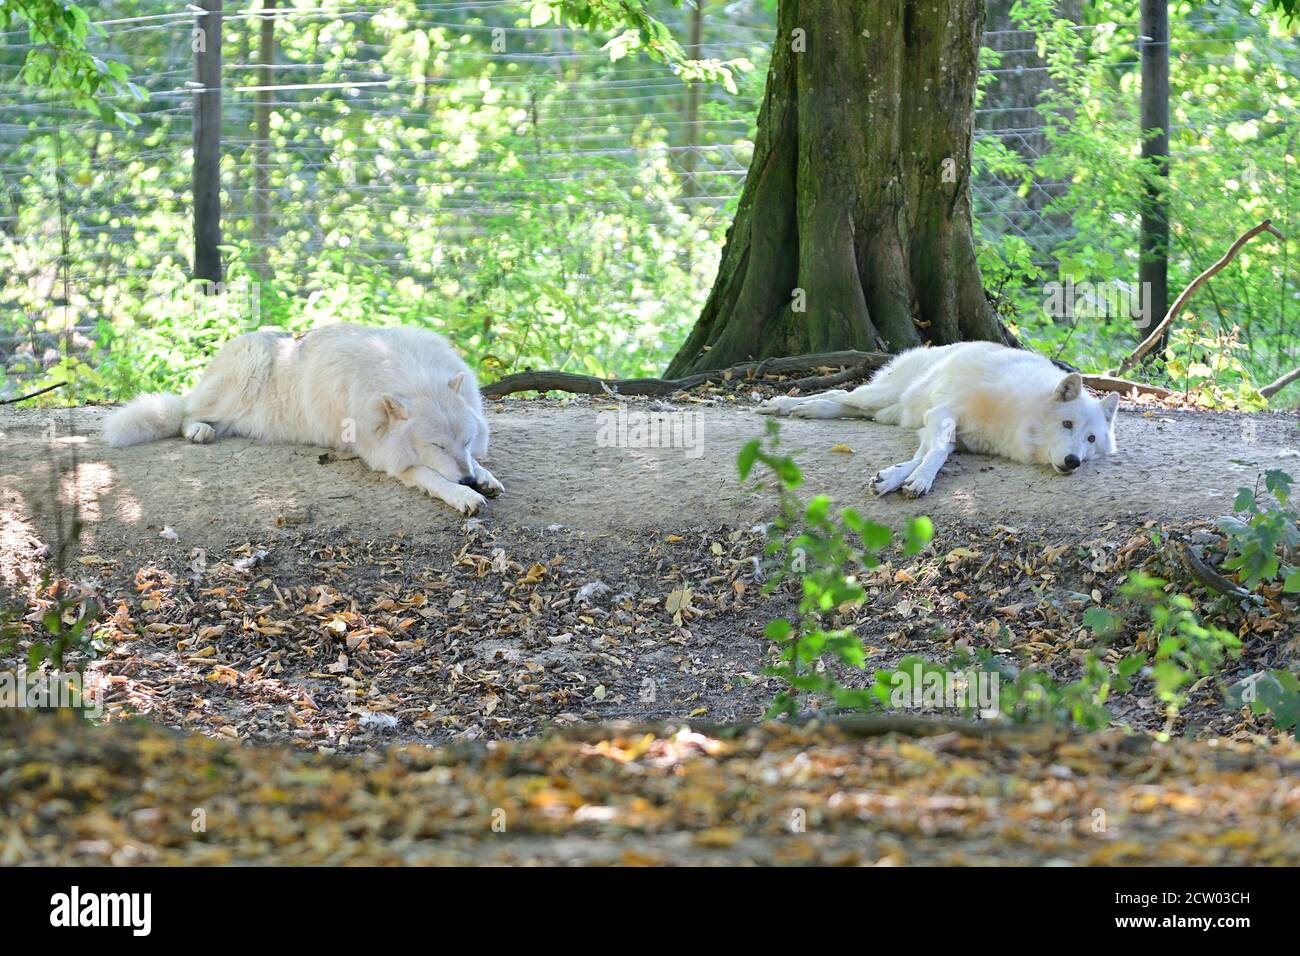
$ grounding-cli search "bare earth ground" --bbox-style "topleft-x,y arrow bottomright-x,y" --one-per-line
1,398 -> 1298,864
3,401 -> 1299,556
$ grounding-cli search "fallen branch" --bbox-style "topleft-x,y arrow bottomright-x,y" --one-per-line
1081,374 -> 1175,400
551,714 -> 1042,743
0,382 -> 66,405
482,350 -> 890,398
1178,540 -> 1261,606
1114,219 -> 1286,376
1261,365 -> 1300,400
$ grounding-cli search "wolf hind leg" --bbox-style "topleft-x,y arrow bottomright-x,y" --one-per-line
180,330 -> 280,443
180,386 -> 231,443
757,390 -> 869,419
787,399 -> 861,419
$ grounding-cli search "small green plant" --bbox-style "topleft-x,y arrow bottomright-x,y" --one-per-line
1218,470 -> 1300,591
1224,670 -> 1300,731
1124,573 -> 1242,712
1163,325 -> 1268,411
738,421 -> 932,718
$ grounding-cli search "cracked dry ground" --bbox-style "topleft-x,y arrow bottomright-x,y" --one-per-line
1,401 -> 1298,864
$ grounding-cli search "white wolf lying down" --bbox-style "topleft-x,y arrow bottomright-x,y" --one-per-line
758,341 -> 1119,498
103,324 -> 503,515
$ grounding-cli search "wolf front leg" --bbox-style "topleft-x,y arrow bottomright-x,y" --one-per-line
899,406 -> 957,498
401,465 -> 487,516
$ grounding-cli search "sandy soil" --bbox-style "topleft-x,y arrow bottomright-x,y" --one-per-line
0,398 -> 1296,758
2,399 -> 1297,565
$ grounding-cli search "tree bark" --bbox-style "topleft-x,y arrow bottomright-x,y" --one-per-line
666,0 -> 1007,378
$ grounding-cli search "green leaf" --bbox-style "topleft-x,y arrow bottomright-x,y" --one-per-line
860,521 -> 893,551
904,516 -> 933,554
764,619 -> 792,642
1083,606 -> 1121,639
736,439 -> 760,480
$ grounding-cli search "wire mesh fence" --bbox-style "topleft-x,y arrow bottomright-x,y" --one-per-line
1,0 -> 1297,394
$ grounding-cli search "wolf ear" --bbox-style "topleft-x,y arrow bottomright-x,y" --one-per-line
380,394 -> 410,422
1101,391 -> 1120,423
1054,372 -> 1083,402
448,372 -> 465,394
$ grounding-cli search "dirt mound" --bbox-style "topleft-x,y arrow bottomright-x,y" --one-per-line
2,401 -> 1297,566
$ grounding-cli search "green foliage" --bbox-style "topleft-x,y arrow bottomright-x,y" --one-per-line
545,0 -> 752,91
1163,325 -> 1268,409
0,0 -> 139,121
1225,668 -> 1300,729
983,1 -> 1299,400
1118,571 -> 1242,711
1218,469 -> 1300,589
740,427 -> 1265,732
738,421 -> 932,718
1,0 -> 771,403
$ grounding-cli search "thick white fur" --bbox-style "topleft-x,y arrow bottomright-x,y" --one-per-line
103,324 -> 502,515
758,342 -> 1119,498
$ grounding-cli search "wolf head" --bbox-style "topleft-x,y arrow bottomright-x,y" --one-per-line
1036,373 -> 1119,474
376,373 -> 483,485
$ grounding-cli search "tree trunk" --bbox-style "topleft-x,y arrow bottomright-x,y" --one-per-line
666,0 -> 1006,377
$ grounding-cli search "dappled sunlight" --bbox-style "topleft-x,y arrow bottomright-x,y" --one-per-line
0,499 -> 39,590
60,460 -> 115,524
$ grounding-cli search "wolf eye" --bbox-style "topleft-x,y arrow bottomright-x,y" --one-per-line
1062,420 -> 1073,430
1088,435 -> 1096,443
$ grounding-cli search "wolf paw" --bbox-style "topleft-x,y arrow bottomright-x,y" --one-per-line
442,484 -> 487,516
183,421 -> 215,444
474,469 -> 504,499
871,461 -> 917,496
901,476 -> 932,499
755,397 -> 793,416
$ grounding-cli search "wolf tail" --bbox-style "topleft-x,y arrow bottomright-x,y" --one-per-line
102,393 -> 186,447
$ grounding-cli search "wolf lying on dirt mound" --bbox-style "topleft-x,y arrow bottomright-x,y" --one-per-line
759,342 -> 1120,498
103,324 -> 503,515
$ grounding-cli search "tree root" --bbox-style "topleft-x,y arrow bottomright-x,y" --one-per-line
483,350 -> 1176,404
481,350 -> 890,398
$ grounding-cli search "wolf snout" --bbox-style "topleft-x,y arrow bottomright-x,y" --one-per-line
1055,454 -> 1081,474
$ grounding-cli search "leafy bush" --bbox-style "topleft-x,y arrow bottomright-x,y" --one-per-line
1219,469 -> 1300,591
